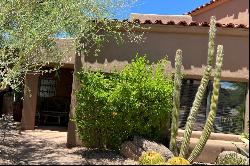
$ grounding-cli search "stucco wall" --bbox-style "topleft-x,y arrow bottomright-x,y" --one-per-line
191,0 -> 249,25
66,25 -> 248,82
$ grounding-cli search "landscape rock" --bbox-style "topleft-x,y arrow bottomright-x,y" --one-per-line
120,136 -> 173,161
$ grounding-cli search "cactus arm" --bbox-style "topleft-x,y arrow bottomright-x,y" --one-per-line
179,16 -> 217,158
179,66 -> 212,158
170,49 -> 183,156
188,45 -> 224,163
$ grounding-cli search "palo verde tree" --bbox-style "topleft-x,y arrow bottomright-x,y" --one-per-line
0,0 -> 142,145
0,0 -> 141,92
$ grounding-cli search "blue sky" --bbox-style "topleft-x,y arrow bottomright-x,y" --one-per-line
118,0 -> 211,19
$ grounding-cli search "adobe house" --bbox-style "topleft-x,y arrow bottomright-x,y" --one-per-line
19,0 -> 248,163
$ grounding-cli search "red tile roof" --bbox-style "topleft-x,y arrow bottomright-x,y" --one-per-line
127,13 -> 248,29
130,13 -> 193,24
186,0 -> 223,15
130,19 -> 249,29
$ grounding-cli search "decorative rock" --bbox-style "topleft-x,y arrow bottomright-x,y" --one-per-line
215,151 -> 249,165
120,136 -> 173,161
120,141 -> 144,161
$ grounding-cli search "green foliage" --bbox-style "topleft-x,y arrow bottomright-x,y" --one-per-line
139,151 -> 165,165
75,56 -> 173,150
215,151 -> 249,165
170,49 -> 182,156
0,0 -> 140,91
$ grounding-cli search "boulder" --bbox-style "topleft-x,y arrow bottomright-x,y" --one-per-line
120,136 -> 173,161
215,151 -> 249,165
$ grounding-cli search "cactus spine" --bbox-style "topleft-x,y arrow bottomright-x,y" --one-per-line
170,49 -> 183,156
188,45 -> 224,162
179,16 -> 217,158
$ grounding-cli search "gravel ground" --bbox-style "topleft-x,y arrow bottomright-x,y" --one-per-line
0,116 -> 213,165
0,118 -> 138,165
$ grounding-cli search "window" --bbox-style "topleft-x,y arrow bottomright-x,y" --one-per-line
179,79 -> 208,131
179,79 -> 247,135
39,78 -> 56,98
214,81 -> 247,134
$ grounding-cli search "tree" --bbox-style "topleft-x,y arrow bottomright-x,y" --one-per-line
0,0 -> 141,92
0,0 -> 142,146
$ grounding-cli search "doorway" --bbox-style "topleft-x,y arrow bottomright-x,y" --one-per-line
35,68 -> 73,127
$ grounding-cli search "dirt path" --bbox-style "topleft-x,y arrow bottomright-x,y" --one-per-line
0,125 -> 137,165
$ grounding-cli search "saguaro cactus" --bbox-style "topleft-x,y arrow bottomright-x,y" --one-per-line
188,45 -> 224,162
170,49 -> 183,156
179,16 -> 217,158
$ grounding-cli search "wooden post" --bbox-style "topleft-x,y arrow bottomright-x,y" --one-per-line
67,49 -> 83,147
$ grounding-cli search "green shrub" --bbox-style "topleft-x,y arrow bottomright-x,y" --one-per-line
75,56 -> 173,150
139,151 -> 165,165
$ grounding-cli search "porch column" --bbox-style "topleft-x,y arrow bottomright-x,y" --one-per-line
21,73 -> 39,130
244,86 -> 249,133
67,51 -> 83,147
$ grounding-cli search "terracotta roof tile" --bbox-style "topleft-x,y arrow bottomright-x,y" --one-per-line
201,22 -> 210,27
154,20 -> 163,24
215,23 -> 223,27
177,21 -> 188,26
226,23 -> 235,28
130,19 -> 248,29
189,21 -> 199,26
236,24 -> 248,28
166,20 -> 175,25
130,13 -> 193,24
144,20 -> 152,24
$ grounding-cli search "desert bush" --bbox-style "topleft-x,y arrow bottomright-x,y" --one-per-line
139,151 -> 165,165
75,56 -> 173,150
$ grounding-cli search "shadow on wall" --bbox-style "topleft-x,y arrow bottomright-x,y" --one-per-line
84,30 -> 249,75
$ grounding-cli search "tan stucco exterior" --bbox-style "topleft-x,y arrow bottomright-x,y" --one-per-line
81,25 -> 249,82
58,25 -> 249,81
191,0 -> 249,25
